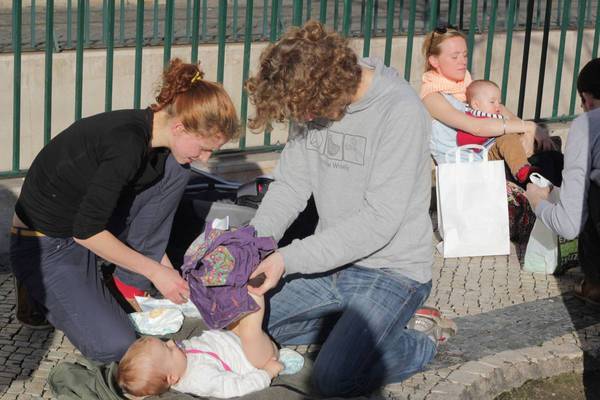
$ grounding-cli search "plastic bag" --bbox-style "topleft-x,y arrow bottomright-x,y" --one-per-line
524,173 -> 559,274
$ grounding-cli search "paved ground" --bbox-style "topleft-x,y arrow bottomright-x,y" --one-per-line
1,205 -> 599,399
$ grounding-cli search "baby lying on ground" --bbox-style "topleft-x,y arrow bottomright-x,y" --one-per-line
117,293 -> 283,398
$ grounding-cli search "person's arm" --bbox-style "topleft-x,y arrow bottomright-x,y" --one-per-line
250,125 -> 313,242
526,114 -> 591,239
422,92 -> 536,138
74,231 -> 189,303
252,99 -> 433,295
229,293 -> 278,369
72,134 -> 189,303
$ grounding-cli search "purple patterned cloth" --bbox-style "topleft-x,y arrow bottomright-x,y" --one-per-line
181,224 -> 276,329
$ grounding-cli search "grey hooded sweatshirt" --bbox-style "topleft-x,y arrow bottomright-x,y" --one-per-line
251,58 -> 433,283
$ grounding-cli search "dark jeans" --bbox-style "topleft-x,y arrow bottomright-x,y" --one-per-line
580,181 -> 600,284
10,155 -> 189,362
267,266 -> 436,397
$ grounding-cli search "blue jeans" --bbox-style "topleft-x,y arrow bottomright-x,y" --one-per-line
267,265 -> 436,397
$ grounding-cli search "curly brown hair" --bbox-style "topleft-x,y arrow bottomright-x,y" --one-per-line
152,58 -> 239,140
245,20 -> 362,131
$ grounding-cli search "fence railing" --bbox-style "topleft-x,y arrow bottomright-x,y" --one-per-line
4,0 -> 600,177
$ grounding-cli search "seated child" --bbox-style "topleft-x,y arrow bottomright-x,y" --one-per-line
117,293 -> 283,398
457,79 -> 537,184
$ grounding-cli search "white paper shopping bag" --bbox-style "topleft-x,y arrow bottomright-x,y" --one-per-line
436,145 -> 510,258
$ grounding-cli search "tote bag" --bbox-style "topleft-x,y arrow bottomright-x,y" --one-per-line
436,145 -> 511,258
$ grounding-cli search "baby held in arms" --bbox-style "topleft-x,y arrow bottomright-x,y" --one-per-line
457,79 -> 539,185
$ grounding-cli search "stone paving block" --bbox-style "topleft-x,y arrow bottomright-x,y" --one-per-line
445,369 -> 480,386
429,381 -> 465,396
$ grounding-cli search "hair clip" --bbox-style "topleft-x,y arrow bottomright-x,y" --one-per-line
191,71 -> 202,84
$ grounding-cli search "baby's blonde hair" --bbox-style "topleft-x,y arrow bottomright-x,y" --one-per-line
117,337 -> 170,396
466,79 -> 500,103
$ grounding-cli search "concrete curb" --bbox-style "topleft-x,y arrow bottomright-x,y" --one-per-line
385,333 -> 599,400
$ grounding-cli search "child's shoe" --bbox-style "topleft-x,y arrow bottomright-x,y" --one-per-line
516,164 -> 542,187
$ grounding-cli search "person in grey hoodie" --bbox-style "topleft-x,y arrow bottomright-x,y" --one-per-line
244,21 -> 436,396
526,58 -> 600,305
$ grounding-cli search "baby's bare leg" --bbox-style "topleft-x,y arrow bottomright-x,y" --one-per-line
230,293 -> 278,369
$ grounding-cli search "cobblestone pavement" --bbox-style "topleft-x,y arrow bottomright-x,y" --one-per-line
1,224 -> 600,399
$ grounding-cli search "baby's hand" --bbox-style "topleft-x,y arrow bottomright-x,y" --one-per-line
263,358 -> 284,379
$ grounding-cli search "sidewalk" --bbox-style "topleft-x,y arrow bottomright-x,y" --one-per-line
1,220 -> 599,399
1,145 -> 599,399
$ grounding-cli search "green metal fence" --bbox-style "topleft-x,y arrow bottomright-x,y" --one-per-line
4,0 -> 600,177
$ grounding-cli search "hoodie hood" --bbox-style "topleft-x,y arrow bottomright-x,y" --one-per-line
346,57 -> 404,114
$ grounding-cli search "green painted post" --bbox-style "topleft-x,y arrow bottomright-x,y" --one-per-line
12,0 -> 22,172
404,0 -> 416,81
233,0 -> 239,41
592,0 -> 599,59
265,0 -> 280,146
133,0 -> 144,109
239,0 -> 255,150
164,0 -> 174,66
320,0 -> 327,23
84,0 -> 90,45
552,0 -> 571,117
31,0 -> 36,48
342,0 -> 352,37
269,0 -> 279,42
373,0 -> 379,33
569,0 -> 587,116
217,0 -> 227,83
293,0 -> 303,26
191,0 -> 201,63
467,0 -> 478,71
384,0 -> 396,66
202,0 -> 208,40
334,0 -> 340,31
534,0 -> 552,120
483,0 -> 498,80
428,0 -> 439,30
449,0 -> 458,25
153,0 -> 159,43
399,0 -> 404,32
44,0 -> 54,145
67,0 -> 72,47
306,0 -> 312,21
363,0 -> 373,57
501,0 -> 517,104
262,0 -> 269,37
119,0 -> 125,44
187,0 -> 192,38
105,0 -> 115,112
75,0 -> 85,120
102,0 -> 107,44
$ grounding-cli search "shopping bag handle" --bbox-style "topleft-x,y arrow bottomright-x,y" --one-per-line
444,144 -> 489,164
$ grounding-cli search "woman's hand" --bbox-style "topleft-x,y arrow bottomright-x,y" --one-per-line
519,121 -> 537,157
248,252 -> 285,296
525,183 -> 551,210
534,125 -> 557,152
148,265 -> 190,304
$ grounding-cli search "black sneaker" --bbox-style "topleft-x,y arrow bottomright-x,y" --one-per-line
14,278 -> 52,330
